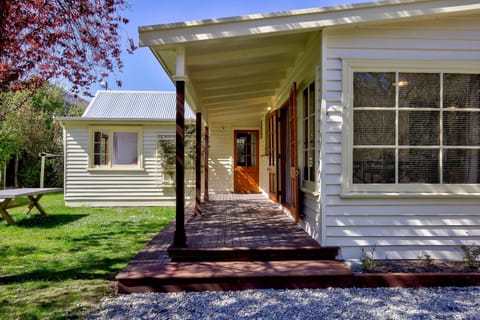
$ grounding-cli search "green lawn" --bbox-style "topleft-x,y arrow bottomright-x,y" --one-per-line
0,193 -> 175,319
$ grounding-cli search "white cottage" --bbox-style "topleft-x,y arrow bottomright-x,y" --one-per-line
140,0 -> 480,260
57,91 -> 195,207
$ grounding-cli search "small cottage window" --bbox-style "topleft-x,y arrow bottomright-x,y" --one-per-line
343,60 -> 480,195
89,127 -> 143,170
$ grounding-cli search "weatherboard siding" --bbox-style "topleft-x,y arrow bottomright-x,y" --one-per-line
64,124 -> 179,206
321,14 -> 480,260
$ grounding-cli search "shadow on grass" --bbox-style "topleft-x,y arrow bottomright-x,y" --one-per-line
0,256 -> 125,285
15,214 -> 89,228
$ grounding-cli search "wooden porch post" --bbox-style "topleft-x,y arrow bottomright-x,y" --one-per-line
173,80 -> 187,247
195,112 -> 202,215
203,126 -> 209,202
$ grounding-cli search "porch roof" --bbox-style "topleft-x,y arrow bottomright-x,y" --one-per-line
139,0 -> 480,123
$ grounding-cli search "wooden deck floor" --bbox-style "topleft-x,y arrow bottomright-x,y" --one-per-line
184,194 -> 321,248
117,194 -> 348,292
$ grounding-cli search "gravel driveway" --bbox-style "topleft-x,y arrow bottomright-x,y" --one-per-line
88,287 -> 480,319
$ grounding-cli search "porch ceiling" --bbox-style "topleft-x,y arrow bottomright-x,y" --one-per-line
149,31 -> 314,123
140,0 -> 480,124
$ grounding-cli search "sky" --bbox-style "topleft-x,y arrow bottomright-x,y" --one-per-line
87,0 -> 368,97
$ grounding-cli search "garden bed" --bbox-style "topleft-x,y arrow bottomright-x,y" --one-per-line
367,260 -> 479,274
353,260 -> 480,288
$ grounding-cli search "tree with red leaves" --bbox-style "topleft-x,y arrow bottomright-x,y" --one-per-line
0,0 -> 135,94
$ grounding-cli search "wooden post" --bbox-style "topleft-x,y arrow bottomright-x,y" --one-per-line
40,155 -> 46,188
203,126 -> 209,202
173,80 -> 187,247
195,112 -> 202,215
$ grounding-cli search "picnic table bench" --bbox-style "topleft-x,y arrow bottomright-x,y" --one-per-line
0,188 -> 63,225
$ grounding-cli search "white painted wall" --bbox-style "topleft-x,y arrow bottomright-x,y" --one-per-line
321,13 -> 480,260
63,121 -> 194,206
208,121 -> 262,193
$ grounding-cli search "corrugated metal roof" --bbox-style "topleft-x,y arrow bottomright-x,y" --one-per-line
82,91 -> 195,120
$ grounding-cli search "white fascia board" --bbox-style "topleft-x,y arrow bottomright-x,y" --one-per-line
54,117 -> 175,124
139,0 -> 480,46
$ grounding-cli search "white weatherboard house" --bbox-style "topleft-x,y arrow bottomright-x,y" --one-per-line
141,0 -> 480,261
57,91 -> 195,207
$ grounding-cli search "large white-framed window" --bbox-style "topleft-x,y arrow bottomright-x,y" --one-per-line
342,60 -> 480,196
303,82 -> 316,184
89,126 -> 143,170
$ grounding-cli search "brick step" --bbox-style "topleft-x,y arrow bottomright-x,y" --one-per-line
116,260 -> 353,293
167,246 -> 340,262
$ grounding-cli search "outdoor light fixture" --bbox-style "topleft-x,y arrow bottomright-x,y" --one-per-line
392,80 -> 409,87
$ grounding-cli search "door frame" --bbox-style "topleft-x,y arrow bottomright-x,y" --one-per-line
266,83 -> 300,222
233,130 -> 260,193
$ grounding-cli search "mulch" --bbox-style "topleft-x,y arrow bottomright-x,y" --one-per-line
366,260 -> 479,273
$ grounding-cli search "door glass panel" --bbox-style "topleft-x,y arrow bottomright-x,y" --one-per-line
236,132 -> 257,167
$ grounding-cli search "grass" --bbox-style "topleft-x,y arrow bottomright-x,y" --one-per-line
0,193 -> 175,319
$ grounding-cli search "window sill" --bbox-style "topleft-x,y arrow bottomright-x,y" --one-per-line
88,167 -> 145,173
340,191 -> 480,199
300,186 -> 320,197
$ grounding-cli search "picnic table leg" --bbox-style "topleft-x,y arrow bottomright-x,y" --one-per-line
0,198 -> 16,225
24,195 -> 47,215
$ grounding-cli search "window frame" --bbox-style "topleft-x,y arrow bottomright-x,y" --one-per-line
88,126 -> 144,171
342,59 -> 480,197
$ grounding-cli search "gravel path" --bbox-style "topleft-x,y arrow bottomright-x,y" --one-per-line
88,287 -> 480,319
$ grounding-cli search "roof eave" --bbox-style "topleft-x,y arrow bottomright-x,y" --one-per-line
139,0 -> 480,47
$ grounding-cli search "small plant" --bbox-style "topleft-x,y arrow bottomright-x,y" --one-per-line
417,253 -> 433,268
360,245 -> 377,272
460,244 -> 480,268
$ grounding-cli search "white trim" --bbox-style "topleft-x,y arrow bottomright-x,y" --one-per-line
341,58 -> 480,197
88,126 -> 144,171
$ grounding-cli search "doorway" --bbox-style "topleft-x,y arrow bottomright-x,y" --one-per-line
234,130 -> 259,193
266,83 -> 299,221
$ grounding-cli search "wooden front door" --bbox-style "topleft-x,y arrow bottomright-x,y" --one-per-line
234,130 -> 260,193
266,112 -> 278,201
288,83 -> 300,222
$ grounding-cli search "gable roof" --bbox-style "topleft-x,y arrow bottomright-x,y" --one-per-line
82,91 -> 195,120
139,0 -> 480,123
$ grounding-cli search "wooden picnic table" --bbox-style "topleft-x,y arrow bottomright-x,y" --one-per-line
0,188 -> 63,225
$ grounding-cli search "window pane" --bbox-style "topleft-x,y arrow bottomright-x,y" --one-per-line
444,149 -> 480,183
113,132 -> 138,165
443,111 -> 480,146
309,83 -> 315,115
353,148 -> 395,184
354,72 -> 395,108
399,73 -> 440,108
93,131 -> 109,166
303,89 -> 308,118
304,118 -> 308,148
309,116 -> 315,148
444,74 -> 480,109
354,110 -> 395,145
399,149 -> 439,183
398,111 -> 439,146
304,150 -> 309,181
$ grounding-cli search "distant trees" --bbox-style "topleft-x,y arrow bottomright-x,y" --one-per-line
0,0 -> 135,188
0,0 -> 135,95
0,85 -> 85,188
